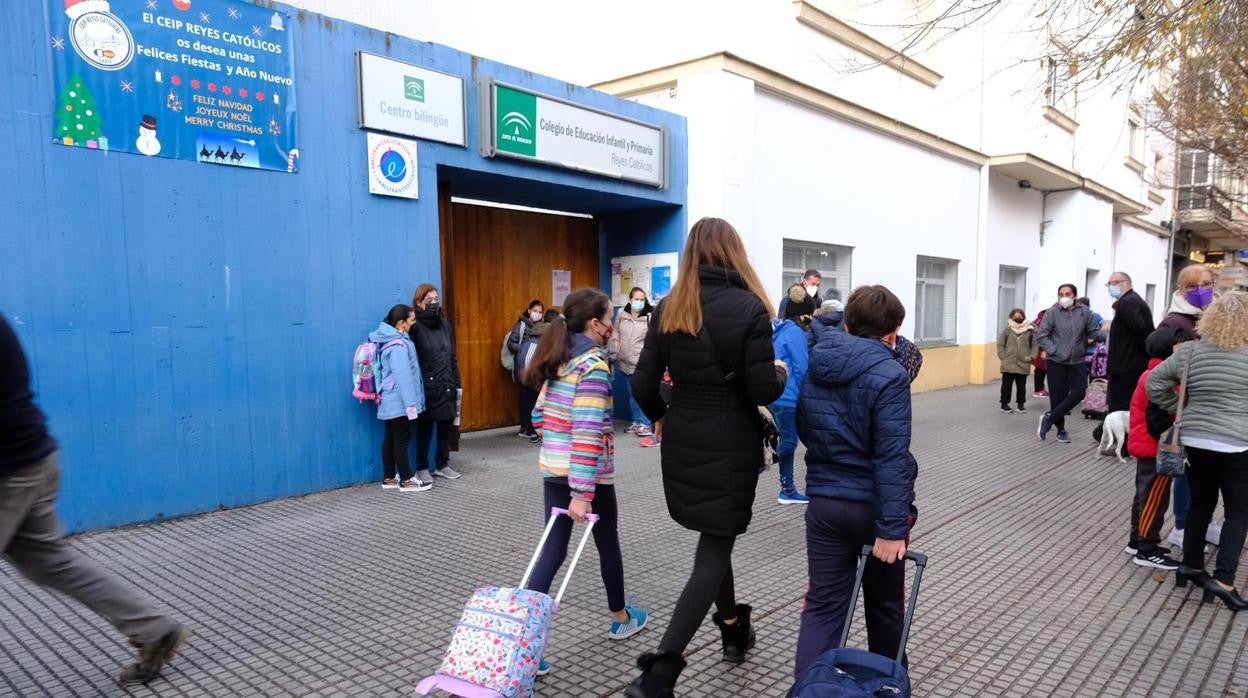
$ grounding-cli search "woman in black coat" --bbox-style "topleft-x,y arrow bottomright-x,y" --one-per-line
626,217 -> 788,697
409,283 -> 462,485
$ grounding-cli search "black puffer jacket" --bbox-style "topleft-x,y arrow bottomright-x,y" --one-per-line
632,266 -> 787,537
409,311 -> 461,422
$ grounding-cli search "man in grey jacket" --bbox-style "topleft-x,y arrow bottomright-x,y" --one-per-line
1036,283 -> 1100,443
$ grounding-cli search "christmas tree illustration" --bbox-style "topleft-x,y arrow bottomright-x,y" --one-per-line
55,75 -> 102,146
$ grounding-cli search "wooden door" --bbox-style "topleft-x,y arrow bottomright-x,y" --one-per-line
444,200 -> 599,431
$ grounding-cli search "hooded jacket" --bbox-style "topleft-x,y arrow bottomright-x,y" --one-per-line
607,306 -> 651,375
997,320 -> 1038,374
507,311 -> 538,380
532,333 -> 614,501
798,328 -> 916,540
368,322 -> 425,421
771,319 -> 810,408
409,310 -> 461,422
1037,302 -> 1099,364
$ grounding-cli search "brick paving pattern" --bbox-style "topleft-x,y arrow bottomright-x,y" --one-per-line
2,385 -> 1245,697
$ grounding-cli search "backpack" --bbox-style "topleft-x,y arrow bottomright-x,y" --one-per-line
501,330 -> 516,373
1087,342 -> 1109,380
353,338 -> 405,403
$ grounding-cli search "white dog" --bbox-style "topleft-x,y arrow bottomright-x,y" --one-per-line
1100,410 -> 1131,463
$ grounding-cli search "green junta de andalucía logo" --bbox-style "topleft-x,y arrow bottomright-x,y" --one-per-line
404,76 -> 425,102
496,86 -> 537,157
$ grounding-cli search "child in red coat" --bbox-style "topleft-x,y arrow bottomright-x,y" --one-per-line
1126,326 -> 1195,568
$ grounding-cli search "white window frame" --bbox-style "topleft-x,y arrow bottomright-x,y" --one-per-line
915,256 -> 959,347
997,266 -> 1028,334
781,239 -> 853,305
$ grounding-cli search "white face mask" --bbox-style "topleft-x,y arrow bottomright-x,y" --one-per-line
806,284 -> 819,298
1058,296 -> 1074,309
530,311 -> 543,322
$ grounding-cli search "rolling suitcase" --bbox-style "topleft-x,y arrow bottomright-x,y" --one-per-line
791,545 -> 928,698
415,508 -> 598,698
1082,378 -> 1108,419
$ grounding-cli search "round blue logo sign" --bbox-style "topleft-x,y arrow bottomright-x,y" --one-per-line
379,149 -> 407,183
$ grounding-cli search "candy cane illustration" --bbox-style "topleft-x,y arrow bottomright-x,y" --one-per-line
287,148 -> 300,173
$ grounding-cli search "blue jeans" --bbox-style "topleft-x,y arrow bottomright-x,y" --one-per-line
772,405 -> 799,494
618,371 -> 651,426
1173,473 -> 1190,530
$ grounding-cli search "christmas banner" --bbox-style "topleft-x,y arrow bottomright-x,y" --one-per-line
46,0 -> 299,172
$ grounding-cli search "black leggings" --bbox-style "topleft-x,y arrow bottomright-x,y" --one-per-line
659,533 -> 738,653
381,417 -> 413,481
526,478 -> 626,612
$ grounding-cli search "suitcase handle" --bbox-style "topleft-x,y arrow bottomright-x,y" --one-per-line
839,544 -> 927,664
517,507 -> 599,606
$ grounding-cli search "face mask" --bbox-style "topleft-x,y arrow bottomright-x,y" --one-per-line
598,322 -> 614,345
1185,286 -> 1214,309
630,299 -> 645,313
424,302 -> 441,314
530,311 -> 543,322
806,285 -> 819,298
1011,315 -> 1024,323
1107,284 -> 1124,300
1058,297 -> 1074,309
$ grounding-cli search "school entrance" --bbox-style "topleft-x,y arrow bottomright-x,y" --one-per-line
441,193 -> 601,431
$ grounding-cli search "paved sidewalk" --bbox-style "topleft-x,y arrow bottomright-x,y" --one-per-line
2,385 -> 1245,697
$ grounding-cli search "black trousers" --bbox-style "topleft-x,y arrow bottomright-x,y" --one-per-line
1183,447 -> 1248,585
1034,366 -> 1047,392
658,533 -> 738,654
415,418 -> 452,472
795,497 -> 907,681
1107,367 -> 1145,413
1045,360 -> 1088,430
381,417 -> 413,481
518,385 -> 539,436
1129,458 -> 1171,554
1000,373 -> 1027,408
526,478 -> 626,612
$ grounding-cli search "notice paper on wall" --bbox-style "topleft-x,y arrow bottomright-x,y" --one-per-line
611,253 -> 678,307
552,269 -> 572,306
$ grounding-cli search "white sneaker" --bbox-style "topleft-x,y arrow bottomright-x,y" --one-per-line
1206,521 -> 1223,546
636,424 -> 654,437
625,423 -> 640,435
1167,528 -> 1185,548
434,466 -> 462,480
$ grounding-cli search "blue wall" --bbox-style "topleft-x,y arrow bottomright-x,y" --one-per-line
1,1 -> 686,531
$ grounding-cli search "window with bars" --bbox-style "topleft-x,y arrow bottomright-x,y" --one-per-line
782,239 -> 852,304
997,266 -> 1027,333
915,256 -> 958,346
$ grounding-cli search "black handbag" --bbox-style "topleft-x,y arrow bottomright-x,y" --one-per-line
1156,346 -> 1193,477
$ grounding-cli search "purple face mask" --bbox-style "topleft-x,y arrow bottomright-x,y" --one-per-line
1185,286 -> 1214,310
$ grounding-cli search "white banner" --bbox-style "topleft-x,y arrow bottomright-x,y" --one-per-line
357,52 -> 465,147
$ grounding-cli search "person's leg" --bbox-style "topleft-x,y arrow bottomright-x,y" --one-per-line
1211,450 -> 1248,586
1035,366 -> 1047,393
519,385 -> 539,437
1046,361 -> 1070,419
588,484 -> 627,613
1013,374 -> 1028,409
1172,473 -> 1190,532
657,533 -> 736,654
526,478 -> 575,595
629,393 -> 652,429
1181,448 -> 1220,570
1131,458 -> 1155,550
1000,374 -> 1012,409
389,417 -> 414,481
381,418 -> 398,480
1050,362 -> 1088,430
433,418 -> 453,471
794,498 -> 873,681
414,419 -> 434,475
773,405 -> 799,495
862,552 -> 907,663
2,454 -> 179,645
1136,465 -> 1170,554
1107,370 -> 1137,414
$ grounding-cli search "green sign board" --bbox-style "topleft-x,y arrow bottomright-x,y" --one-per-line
495,85 -> 537,157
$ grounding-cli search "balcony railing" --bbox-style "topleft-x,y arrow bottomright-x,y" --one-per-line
1178,184 -> 1233,220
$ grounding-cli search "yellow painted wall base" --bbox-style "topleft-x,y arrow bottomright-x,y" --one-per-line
912,342 -> 1010,394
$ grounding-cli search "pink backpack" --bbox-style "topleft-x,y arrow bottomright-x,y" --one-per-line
352,339 -> 404,403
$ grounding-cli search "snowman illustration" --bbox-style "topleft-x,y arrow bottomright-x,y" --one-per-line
136,114 -> 161,156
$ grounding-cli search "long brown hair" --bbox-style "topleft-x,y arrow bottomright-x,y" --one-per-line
523,288 -> 611,389
659,217 -> 775,334
412,283 -> 438,310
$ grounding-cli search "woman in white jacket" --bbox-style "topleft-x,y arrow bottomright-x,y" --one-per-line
609,287 -> 656,443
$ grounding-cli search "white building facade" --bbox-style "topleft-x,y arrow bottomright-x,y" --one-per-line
280,0 -> 1184,391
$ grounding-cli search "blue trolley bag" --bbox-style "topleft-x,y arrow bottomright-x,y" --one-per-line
791,545 -> 928,698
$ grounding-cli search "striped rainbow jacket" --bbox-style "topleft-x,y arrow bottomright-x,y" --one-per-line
532,340 -> 614,501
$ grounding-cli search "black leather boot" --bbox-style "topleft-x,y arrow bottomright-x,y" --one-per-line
712,603 -> 756,664
625,652 -> 686,698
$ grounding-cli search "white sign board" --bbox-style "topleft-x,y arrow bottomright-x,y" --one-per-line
611,253 -> 679,306
367,133 -> 419,199
485,81 -> 666,188
357,52 -> 466,147
552,269 -> 572,306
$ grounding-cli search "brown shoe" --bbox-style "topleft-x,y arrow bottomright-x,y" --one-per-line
119,624 -> 190,685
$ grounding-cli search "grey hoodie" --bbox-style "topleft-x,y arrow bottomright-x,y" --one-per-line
1036,303 -> 1099,365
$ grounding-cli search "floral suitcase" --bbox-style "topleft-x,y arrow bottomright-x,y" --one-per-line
416,508 -> 598,698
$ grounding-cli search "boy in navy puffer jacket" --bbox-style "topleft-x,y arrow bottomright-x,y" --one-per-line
794,285 -> 917,682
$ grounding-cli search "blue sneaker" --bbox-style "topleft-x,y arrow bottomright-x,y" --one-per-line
778,490 -> 810,505
1037,412 -> 1052,441
608,600 -> 649,640
1056,430 -> 1071,443
536,659 -> 551,677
